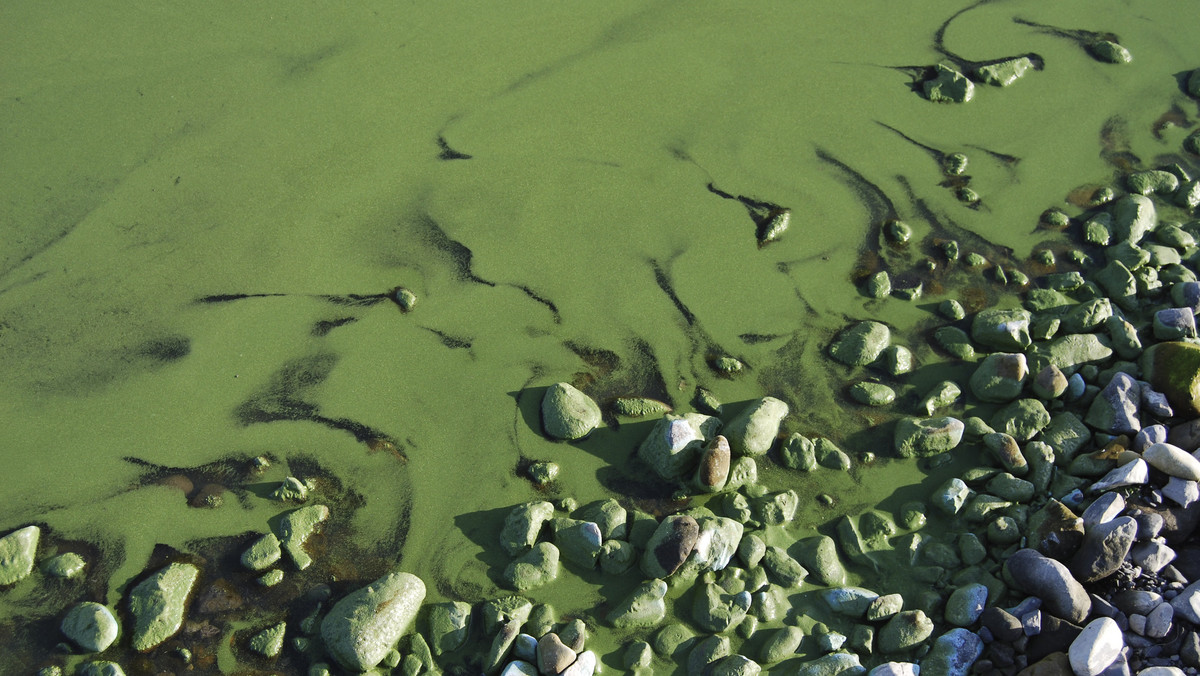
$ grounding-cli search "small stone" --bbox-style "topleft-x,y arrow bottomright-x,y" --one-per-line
976,56 -> 1035,86
607,579 -> 668,628
641,515 -> 699,578
250,621 -> 286,657
885,345 -> 915,375
924,64 -> 975,102
503,542 -> 560,591
1089,458 -> 1149,493
1154,308 -> 1198,340
61,602 -> 119,653
693,583 -> 751,633
77,663 -> 125,676
830,321 -> 891,366
257,569 -> 283,587
528,461 -> 559,485
878,610 -> 934,653
637,413 -> 720,481
242,532 -> 282,571
865,271 -> 892,298
894,416 -> 965,457
128,562 -> 201,651
935,326 -> 976,360
552,518 -> 602,568
271,476 -> 309,502
992,398 -> 1051,442
1070,516 -> 1137,583
43,552 -> 86,579
0,525 -> 40,585
920,380 -> 962,415
780,433 -> 817,471
762,546 -> 808,588
824,586 -> 881,617
392,286 -> 417,312
537,633 -> 577,675
279,504 -> 329,571
932,477 -> 971,515
1087,39 -> 1132,64
1084,372 -> 1142,435
797,535 -> 848,587
760,625 -> 804,664
851,381 -> 897,406
1128,170 -> 1180,196
923,628 -> 984,676
541,382 -> 602,440
320,570 -> 426,672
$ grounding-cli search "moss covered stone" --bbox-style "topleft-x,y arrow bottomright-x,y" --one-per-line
1143,341 -> 1200,416
128,562 -> 200,651
320,570 -> 426,671
830,321 -> 890,366
541,382 -> 602,440
0,525 -> 40,586
279,504 -> 329,571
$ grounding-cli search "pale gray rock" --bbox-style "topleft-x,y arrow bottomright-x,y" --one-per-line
0,525 -> 40,585
1071,516 -> 1137,583
1004,548 -> 1090,623
128,562 -> 200,651
1164,476 -> 1200,507
61,602 -> 119,653
1144,442 -> 1200,480
1069,617 -> 1123,676
1089,459 -> 1148,493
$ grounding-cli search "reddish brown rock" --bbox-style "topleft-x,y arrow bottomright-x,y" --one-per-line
695,435 -> 731,492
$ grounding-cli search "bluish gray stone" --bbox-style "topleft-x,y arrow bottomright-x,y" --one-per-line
922,628 -> 983,676
1004,548 -> 1090,623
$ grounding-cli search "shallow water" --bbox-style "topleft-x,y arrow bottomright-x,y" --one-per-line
1,0 -> 1198,673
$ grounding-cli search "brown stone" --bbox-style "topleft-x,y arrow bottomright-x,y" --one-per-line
537,632 -> 577,675
1027,500 -> 1084,561
1143,341 -> 1200,416
1033,365 -> 1069,399
1017,651 -> 1072,676
696,435 -> 731,491
641,515 -> 700,578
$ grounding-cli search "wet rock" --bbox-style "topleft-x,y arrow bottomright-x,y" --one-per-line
894,416 -> 964,457
427,601 -> 472,655
816,438 -> 852,471
982,607 -> 1023,642
500,661 -> 538,676
693,582 -> 751,633
241,532 -> 282,571
780,433 -> 818,471
641,514 -> 699,578
607,579 -> 668,628
1003,549 -> 1090,623
1164,476 -> 1200,507
44,552 -> 86,579
933,477 -> 971,515
870,663 -> 919,676
128,561 -> 200,651
935,326 -> 976,360
886,345 -> 915,375
270,476 -> 308,502
1106,317 -> 1143,360
1144,442 -> 1200,480
879,610 -> 934,653
553,518 -> 603,567
798,535 -> 847,586
279,504 -> 329,570
1070,516 -> 1136,583
984,432 -> 1028,475
738,533 -> 766,569
599,539 -> 636,575
1081,492 -> 1125,528
976,56 -> 1035,86
485,619 -> 523,675
923,628 -> 984,676
987,472 -> 1035,503
0,525 -> 40,585
865,271 -> 892,298
320,572 -> 425,670
1068,617 -> 1123,676
249,621 -> 286,657
973,308 -> 1033,351
992,399 -> 1051,442
77,663 -> 125,676
1087,40 -> 1131,64
541,382 -> 602,440
696,435 -> 732,492
638,413 -> 720,481
725,397 -> 789,457
762,545 -> 808,587
1154,307 -> 1198,340
61,602 -> 119,653
613,397 -> 672,418
971,353 -> 1029,402
1113,195 -> 1156,244
924,64 -> 974,102
830,320 -> 891,366
1042,413 -> 1092,465
1084,373 -> 1141,434
1128,170 -> 1179,196
503,542 -> 559,592
851,381 -> 896,406
500,501 -> 555,557
945,583 -> 988,626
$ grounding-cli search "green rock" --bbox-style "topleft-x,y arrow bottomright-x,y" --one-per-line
541,382 -> 602,440
758,208 -> 790,245
796,535 -> 847,586
1087,39 -> 1132,64
711,655 -> 762,676
392,286 -> 417,312
815,438 -> 852,471
320,570 -> 426,672
552,518 -> 602,567
1143,341 -> 1200,416
612,397 -> 672,418
724,397 -> 789,457
43,552 -> 85,579
969,353 -> 1029,403
713,356 -> 746,375
427,601 -> 472,655
755,490 -> 799,525
1128,170 -> 1179,196
693,583 -> 751,632
972,308 -> 1032,351
885,345 -> 915,375
760,625 -> 804,664
943,157 -> 968,178
894,417 -> 965,458
1108,241 -> 1151,271
991,398 -> 1051,442
654,622 -> 698,659
499,501 -> 555,556
884,220 -> 912,244
924,64 -> 974,103
693,387 -> 724,416
865,271 -> 891,298
850,381 -> 895,406
894,280 -> 923,300
61,602 -> 119,652
0,525 -> 40,585
258,569 -> 284,587
829,321 -> 891,366
128,561 -> 200,651
987,472 -> 1036,503
527,461 -> 559,485
738,533 -> 767,569
939,299 -> 966,320
920,380 -> 961,415
1113,194 -> 1156,244
878,609 -> 935,653
78,663 -> 125,676
502,542 -> 559,591
242,532 -> 282,571
599,539 -> 636,575
607,579 -> 668,628
1026,287 -> 1073,312
762,546 -> 808,587
1061,298 -> 1113,334
576,498 -> 627,540
279,504 -> 329,570
934,326 -> 976,360
976,56 -> 1034,86
250,621 -> 286,657
689,634 -> 732,675
637,412 -> 720,481
1033,333 -> 1114,371
271,476 -> 308,502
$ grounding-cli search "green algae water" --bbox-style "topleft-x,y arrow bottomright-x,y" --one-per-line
2,0 -> 1199,673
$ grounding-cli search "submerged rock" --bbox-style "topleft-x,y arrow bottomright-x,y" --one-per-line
128,562 -> 200,651
976,56 -> 1035,86
320,570 -> 426,671
279,504 -> 329,570
607,579 -> 668,628
541,382 -> 602,440
1087,40 -> 1132,64
924,64 -> 974,102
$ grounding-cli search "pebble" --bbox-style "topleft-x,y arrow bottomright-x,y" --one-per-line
1082,492 -> 1126,528
538,632 -> 577,674
241,532 -> 282,571
869,663 -> 919,676
1145,602 -> 1174,639
249,621 -> 286,657
1069,617 -> 1124,676
1130,541 -> 1175,574
1144,442 -> 1200,480
760,626 -> 804,664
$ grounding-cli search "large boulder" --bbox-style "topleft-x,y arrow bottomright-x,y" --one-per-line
128,562 -> 200,651
541,382 -> 602,440
321,570 -> 426,671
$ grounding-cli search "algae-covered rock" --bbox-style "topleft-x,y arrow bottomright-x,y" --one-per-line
724,397 -> 789,457
241,532 -> 282,571
762,546 -> 808,587
500,501 -> 555,556
969,353 -> 1028,403
972,308 -> 1032,351
0,525 -> 40,586
608,579 -> 668,628
878,610 -> 934,653
78,663 -> 125,676
552,517 -> 603,567
320,570 -> 426,671
1143,341 -> 1200,416
1087,40 -> 1132,64
830,321 -> 891,366
44,552 -> 86,579
894,416 -> 965,457
924,64 -> 974,103
427,601 -> 472,655
920,380 -> 961,415
693,583 -> 751,633
976,56 -> 1035,86
780,433 -> 817,471
502,542 -> 560,592
991,398 -> 1051,442
851,381 -> 896,406
935,327 -> 976,360
637,413 -> 720,481
612,397 -> 672,418
541,382 -> 602,440
128,562 -> 200,651
641,514 -> 699,578
797,535 -> 847,586
1034,333 -> 1114,371
250,621 -> 286,657
61,602 -> 119,653
279,504 -> 329,570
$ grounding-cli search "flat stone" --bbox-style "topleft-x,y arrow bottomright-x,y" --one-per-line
279,504 -> 329,570
320,570 -> 426,671
724,397 -> 789,457
1004,548 -> 1090,623
241,532 -> 282,571
976,56 -> 1035,86
0,525 -> 40,586
1068,617 -> 1123,676
1144,442 -> 1200,480
1084,373 -> 1141,435
824,586 -> 881,618
830,320 -> 891,366
1089,459 -> 1149,493
61,602 -> 119,653
128,562 -> 200,651
895,416 -> 964,457
1036,333 -> 1114,371
541,382 -> 602,440
1081,492 -> 1125,528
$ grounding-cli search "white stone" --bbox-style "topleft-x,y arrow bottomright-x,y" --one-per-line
499,661 -> 539,676
559,650 -> 597,676
869,663 -> 919,676
1163,477 -> 1199,507
1137,668 -> 1185,676
1068,617 -> 1123,676
1089,459 -> 1148,493
1144,443 -> 1200,480
1130,541 -> 1175,574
